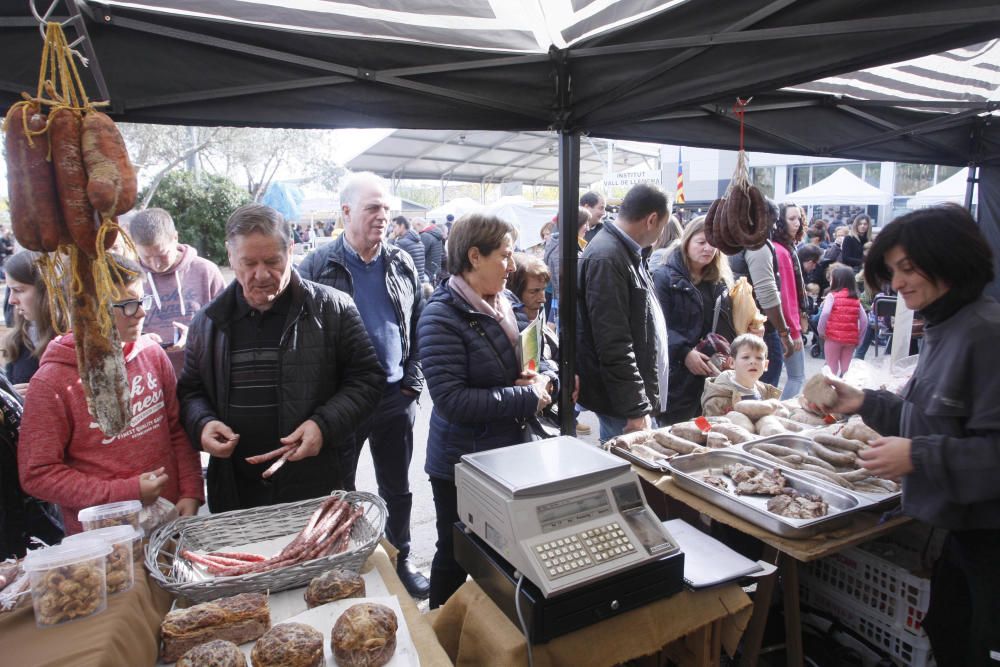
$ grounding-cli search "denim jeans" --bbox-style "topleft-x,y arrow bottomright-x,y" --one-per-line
760,329 -> 784,386
339,383 -> 417,560
596,414 -> 628,443
780,347 -> 805,399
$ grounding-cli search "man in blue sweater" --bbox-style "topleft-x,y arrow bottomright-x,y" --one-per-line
298,172 -> 427,598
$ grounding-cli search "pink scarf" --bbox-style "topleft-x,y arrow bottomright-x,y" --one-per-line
449,274 -> 520,347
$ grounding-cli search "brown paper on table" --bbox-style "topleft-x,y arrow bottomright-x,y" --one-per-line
0,564 -> 172,667
432,578 -> 751,666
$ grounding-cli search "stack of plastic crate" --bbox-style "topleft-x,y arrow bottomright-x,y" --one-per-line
799,532 -> 934,666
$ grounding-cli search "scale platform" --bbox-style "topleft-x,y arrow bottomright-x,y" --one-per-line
454,522 -> 685,644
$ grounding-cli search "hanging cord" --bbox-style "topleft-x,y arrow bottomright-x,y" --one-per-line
729,97 -> 753,192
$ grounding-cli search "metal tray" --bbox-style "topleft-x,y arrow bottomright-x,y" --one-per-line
668,450 -> 867,538
609,444 -> 672,473
740,434 -> 901,506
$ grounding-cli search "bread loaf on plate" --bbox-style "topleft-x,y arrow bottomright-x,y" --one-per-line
332,602 -> 398,667
251,622 -> 323,667
176,639 -> 247,667
304,569 -> 365,608
161,592 -> 270,663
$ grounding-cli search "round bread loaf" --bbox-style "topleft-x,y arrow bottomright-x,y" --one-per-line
177,640 -> 247,667
304,569 -> 365,608
331,603 -> 398,667
250,622 -> 323,667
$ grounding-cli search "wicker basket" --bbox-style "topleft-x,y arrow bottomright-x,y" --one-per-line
144,491 -> 386,602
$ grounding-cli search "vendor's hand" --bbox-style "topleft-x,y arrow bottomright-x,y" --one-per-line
624,415 -> 652,434
685,349 -> 718,376
175,497 -> 201,516
139,467 -> 168,505
791,336 -> 804,353
281,419 -> 323,460
823,375 -> 865,415
201,420 -> 240,458
858,437 -> 913,481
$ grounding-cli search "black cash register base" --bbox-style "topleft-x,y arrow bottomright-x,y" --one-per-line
454,522 -> 685,644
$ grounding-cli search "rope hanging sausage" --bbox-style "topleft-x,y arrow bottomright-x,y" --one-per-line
3,21 -> 138,436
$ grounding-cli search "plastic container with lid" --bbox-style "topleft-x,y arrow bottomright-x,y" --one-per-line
78,500 -> 143,532
63,525 -> 140,595
79,500 -> 144,561
22,538 -> 111,628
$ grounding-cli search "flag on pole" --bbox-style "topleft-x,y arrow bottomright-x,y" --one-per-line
675,148 -> 685,204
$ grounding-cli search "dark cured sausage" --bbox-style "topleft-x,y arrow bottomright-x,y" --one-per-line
50,108 -> 99,255
3,104 -> 64,251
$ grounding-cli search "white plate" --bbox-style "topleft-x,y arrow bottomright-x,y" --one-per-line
239,595 -> 419,667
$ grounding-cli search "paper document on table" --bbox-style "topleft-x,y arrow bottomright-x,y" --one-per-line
663,519 -> 763,588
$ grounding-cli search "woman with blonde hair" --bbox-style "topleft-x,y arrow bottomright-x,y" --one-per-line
3,251 -> 67,393
652,216 -> 734,424
841,213 -> 871,270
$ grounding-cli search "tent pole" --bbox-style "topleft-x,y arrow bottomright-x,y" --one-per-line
966,165 -> 978,212
558,131 -> 580,436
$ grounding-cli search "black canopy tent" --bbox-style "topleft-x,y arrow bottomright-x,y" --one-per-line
2,0 -> 1000,433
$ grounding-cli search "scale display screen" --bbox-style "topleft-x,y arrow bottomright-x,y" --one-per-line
536,489 -> 611,531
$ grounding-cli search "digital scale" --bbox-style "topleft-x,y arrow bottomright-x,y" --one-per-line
455,437 -> 685,641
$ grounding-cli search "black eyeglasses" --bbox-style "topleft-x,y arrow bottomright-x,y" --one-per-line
112,295 -> 153,317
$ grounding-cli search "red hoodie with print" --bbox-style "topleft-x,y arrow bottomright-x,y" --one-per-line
18,333 -> 204,534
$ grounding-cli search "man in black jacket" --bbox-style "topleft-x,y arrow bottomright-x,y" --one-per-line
178,204 -> 385,514
298,172 -> 428,598
577,184 -> 671,441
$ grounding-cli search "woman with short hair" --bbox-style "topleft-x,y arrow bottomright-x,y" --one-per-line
418,214 -> 558,608
820,204 -> 1000,665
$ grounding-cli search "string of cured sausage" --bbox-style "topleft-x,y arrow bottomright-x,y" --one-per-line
704,98 -> 771,254
2,22 -> 136,435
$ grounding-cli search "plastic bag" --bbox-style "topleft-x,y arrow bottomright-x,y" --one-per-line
730,277 -> 765,335
138,497 -> 178,535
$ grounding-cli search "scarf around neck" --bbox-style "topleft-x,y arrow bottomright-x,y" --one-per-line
449,273 -> 520,347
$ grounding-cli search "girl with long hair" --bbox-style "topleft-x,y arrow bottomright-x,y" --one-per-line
771,203 -> 807,398
3,251 -> 66,392
841,213 -> 871,269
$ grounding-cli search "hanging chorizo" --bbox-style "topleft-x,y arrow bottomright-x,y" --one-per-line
3,104 -> 63,251
50,108 -> 99,255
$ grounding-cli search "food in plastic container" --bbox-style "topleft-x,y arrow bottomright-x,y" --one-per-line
22,538 -> 111,627
79,500 -> 143,560
63,524 -> 139,595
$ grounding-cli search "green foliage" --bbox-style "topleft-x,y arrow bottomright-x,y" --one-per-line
144,171 -> 250,266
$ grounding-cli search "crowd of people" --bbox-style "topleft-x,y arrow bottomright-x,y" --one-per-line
0,173 -> 996,663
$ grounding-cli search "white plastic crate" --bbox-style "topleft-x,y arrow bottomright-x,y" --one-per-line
801,579 -> 934,667
801,538 -> 932,634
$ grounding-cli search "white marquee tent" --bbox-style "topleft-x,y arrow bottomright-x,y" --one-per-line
784,167 -> 893,207
908,168 -> 978,208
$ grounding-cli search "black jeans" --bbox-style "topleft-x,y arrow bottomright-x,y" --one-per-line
922,529 -> 1000,666
428,476 -> 467,609
339,382 -> 417,561
760,328 -> 783,386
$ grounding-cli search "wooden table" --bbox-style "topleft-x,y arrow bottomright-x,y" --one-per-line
0,543 -> 450,667
634,467 -> 911,667
430,576 -> 752,666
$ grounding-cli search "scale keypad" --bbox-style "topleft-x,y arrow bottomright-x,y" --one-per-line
534,522 -> 636,579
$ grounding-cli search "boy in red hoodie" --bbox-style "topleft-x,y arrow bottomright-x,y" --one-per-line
18,255 -> 204,534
